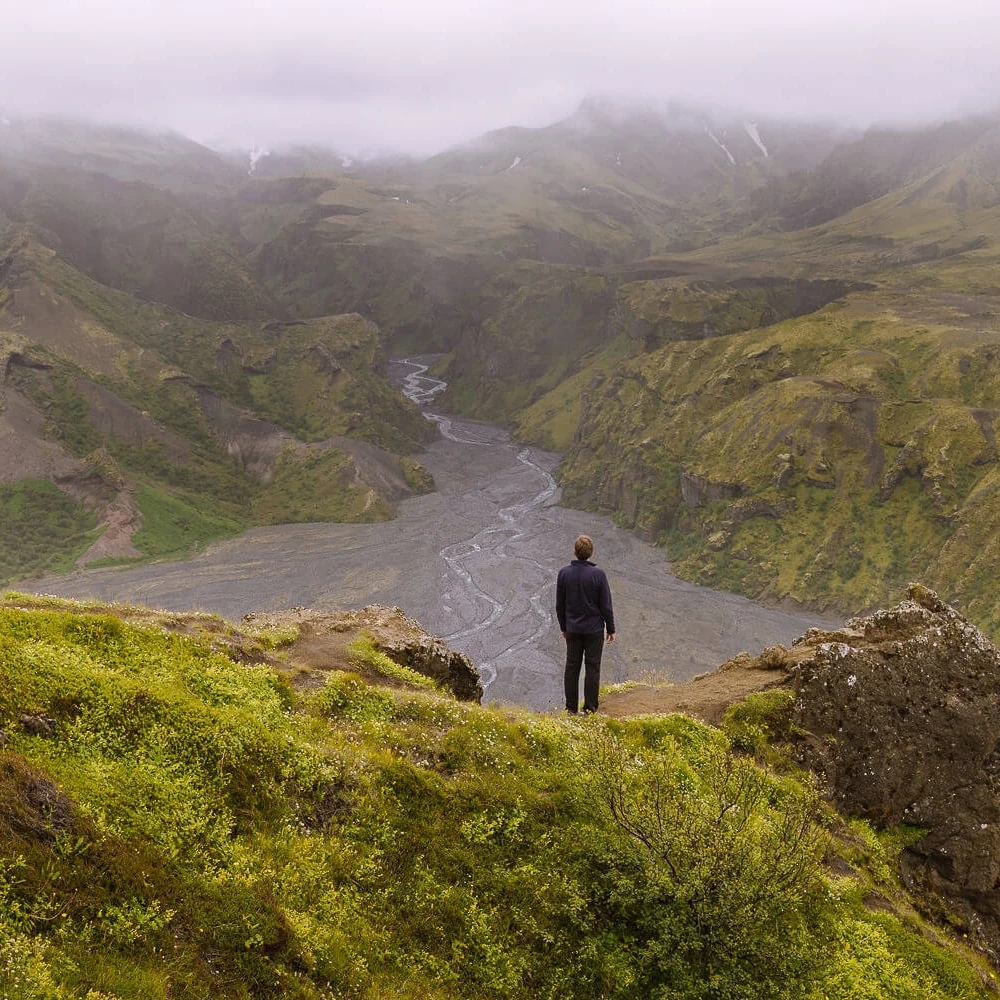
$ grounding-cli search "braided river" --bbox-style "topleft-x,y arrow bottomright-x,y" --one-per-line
23,356 -> 832,711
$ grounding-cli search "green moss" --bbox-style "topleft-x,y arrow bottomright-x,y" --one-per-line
348,632 -> 437,690
129,484 -> 244,560
0,480 -> 99,584
809,911 -> 991,1000
0,600 -> 991,998
722,688 -> 797,755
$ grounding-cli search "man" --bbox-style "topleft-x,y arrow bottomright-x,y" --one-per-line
556,535 -> 616,714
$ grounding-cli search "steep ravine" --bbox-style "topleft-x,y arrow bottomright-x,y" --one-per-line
18,357 -> 834,710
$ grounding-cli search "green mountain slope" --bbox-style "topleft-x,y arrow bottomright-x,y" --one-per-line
11,106 -> 1000,627
522,293 -> 1000,627
477,114 -> 1000,633
0,594 -> 992,998
0,228 -> 434,583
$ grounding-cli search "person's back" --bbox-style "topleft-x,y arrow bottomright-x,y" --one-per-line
556,535 -> 615,713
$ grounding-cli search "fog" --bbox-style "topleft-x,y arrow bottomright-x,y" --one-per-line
5,0 -> 1000,154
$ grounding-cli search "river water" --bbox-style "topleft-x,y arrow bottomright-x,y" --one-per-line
21,356 -> 833,711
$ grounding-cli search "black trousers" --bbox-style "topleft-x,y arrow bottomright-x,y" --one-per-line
564,631 -> 605,713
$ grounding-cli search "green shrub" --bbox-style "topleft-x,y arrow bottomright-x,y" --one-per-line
575,725 -> 832,999
315,670 -> 397,723
722,688 -> 797,755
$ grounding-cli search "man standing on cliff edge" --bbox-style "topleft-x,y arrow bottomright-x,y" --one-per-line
556,535 -> 616,714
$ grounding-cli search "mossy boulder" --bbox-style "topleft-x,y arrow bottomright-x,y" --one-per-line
788,584 -> 1000,952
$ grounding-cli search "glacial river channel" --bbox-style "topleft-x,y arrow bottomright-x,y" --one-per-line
23,357 -> 833,711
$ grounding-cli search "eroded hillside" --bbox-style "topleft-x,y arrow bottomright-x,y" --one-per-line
0,227 -> 435,583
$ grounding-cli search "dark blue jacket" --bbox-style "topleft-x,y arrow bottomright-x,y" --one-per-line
556,560 -> 615,635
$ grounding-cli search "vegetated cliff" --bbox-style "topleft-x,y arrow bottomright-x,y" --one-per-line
0,231 -> 435,583
443,269 -> 862,425
510,282 -> 1000,637
0,589 -> 994,998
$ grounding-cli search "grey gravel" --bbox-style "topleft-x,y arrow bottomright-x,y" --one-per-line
19,357 -> 836,711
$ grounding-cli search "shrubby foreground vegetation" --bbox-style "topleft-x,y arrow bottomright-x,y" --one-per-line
0,595 -> 991,998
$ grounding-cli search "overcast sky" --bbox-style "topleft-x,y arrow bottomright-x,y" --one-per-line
5,0 -> 1000,154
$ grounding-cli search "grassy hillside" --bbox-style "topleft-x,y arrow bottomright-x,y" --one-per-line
0,594 -> 993,998
0,230 -> 435,583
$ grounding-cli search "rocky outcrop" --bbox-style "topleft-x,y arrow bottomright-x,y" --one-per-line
74,488 -> 142,565
375,633 -> 482,704
786,584 -> 1000,951
244,605 -> 483,703
679,470 -> 741,507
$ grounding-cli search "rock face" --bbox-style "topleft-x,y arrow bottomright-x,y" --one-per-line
245,605 -> 483,704
788,584 -> 1000,947
375,633 -> 483,704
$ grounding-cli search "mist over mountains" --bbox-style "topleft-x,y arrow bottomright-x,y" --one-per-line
6,98 -> 1000,635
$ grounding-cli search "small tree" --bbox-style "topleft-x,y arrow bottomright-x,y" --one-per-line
577,725 -> 831,999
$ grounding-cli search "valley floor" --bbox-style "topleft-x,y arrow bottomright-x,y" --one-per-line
18,372 -> 834,710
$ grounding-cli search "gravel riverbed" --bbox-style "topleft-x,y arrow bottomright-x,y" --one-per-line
20,357 -> 835,711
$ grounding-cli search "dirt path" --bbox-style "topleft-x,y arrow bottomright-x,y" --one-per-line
602,665 -> 787,724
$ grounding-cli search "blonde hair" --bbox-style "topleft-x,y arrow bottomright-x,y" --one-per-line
574,535 -> 594,560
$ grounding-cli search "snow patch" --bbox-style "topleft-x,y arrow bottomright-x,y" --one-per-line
340,155 -> 354,169
505,155 -> 522,172
744,122 -> 768,157
705,127 -> 735,165
0,117 -> 10,127
247,145 -> 270,176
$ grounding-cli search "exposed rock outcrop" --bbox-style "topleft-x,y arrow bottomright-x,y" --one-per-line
244,605 -> 483,703
374,631 -> 482,703
787,584 -> 1000,951
679,470 -> 741,507
609,585 -> 1000,953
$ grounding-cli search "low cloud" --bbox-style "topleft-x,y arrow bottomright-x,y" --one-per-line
4,0 -> 1000,153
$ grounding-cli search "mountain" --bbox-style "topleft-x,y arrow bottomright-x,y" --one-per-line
0,112 -> 240,190
0,223 -> 434,584
248,100 -> 845,347
9,105 -> 1000,632
442,109 -> 1000,633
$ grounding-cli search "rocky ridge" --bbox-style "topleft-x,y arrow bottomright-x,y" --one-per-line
243,604 -> 483,702
786,584 -> 1000,952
